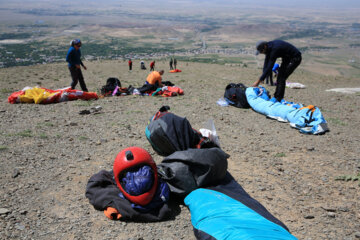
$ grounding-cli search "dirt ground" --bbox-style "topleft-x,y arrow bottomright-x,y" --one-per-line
0,60 -> 359,240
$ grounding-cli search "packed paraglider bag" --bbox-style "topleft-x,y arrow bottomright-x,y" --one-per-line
145,106 -> 219,157
224,83 -> 251,108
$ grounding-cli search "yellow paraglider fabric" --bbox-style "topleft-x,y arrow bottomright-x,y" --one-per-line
19,87 -> 57,104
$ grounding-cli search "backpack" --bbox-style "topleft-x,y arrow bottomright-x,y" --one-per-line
101,78 -> 122,96
145,106 -> 218,156
224,83 -> 250,108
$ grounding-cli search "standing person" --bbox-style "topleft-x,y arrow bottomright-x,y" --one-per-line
252,40 -> 302,102
169,58 -> 173,70
173,58 -> 177,69
66,39 -> 88,92
128,59 -> 132,71
150,60 -> 155,71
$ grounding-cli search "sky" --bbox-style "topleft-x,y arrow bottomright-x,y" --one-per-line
1,0 -> 360,10
186,0 -> 360,9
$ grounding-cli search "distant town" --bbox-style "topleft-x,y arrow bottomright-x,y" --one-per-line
0,37 -> 259,68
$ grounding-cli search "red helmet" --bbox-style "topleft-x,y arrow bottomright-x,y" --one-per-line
113,147 -> 158,206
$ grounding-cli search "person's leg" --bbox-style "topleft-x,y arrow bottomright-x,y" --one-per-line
274,63 -> 288,101
269,73 -> 274,86
274,56 -> 301,101
77,69 -> 88,92
265,75 -> 269,84
69,66 -> 79,89
138,84 -> 156,94
283,55 -> 302,80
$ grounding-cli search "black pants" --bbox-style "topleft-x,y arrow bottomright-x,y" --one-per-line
137,84 -> 157,94
265,73 -> 273,86
69,66 -> 88,92
274,55 -> 302,101
129,64 -> 132,71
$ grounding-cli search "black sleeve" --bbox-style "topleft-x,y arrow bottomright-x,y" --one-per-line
260,51 -> 277,81
85,170 -> 172,222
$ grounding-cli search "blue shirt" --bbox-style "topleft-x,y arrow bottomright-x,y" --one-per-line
66,46 -> 82,67
260,40 -> 301,81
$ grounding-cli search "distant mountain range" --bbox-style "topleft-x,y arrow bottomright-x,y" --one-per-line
1,0 -> 360,10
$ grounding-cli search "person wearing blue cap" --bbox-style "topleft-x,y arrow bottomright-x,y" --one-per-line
252,40 -> 301,102
66,39 -> 88,92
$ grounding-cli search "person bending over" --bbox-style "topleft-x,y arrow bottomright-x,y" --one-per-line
252,40 -> 301,102
138,70 -> 164,94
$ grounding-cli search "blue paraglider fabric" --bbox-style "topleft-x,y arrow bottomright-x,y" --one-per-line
245,86 -> 329,135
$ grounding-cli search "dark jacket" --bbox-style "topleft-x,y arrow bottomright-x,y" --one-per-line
260,40 -> 301,81
158,148 -> 229,196
66,46 -> 83,67
85,170 -> 172,222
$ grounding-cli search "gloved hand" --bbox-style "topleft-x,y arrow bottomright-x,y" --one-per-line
104,207 -> 122,220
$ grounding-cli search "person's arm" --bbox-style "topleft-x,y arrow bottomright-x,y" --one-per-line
259,52 -> 277,81
158,75 -> 163,87
251,78 -> 262,87
80,61 -> 87,70
66,48 -> 77,67
79,50 -> 87,70
252,52 -> 277,87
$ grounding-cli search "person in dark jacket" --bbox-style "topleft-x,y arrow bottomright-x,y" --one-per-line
169,58 -> 173,70
252,40 -> 302,102
66,39 -> 88,92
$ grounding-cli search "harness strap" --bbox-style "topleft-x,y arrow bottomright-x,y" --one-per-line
299,105 -> 316,125
299,105 -> 315,113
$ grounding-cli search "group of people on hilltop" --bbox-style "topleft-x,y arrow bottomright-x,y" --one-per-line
66,38 -> 301,102
126,58 -> 177,71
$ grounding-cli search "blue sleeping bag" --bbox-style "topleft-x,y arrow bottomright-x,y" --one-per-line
245,86 -> 329,135
185,173 -> 297,240
157,142 -> 297,239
